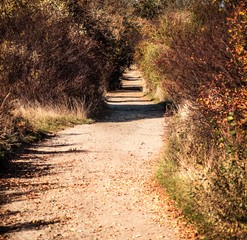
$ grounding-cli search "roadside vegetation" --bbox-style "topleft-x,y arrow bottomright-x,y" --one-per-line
0,0 -> 139,163
135,0 -> 246,239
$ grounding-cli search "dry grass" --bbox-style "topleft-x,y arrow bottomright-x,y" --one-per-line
0,97 -> 90,167
17,100 -> 89,133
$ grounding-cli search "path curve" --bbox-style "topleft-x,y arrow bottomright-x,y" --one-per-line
1,68 -> 198,239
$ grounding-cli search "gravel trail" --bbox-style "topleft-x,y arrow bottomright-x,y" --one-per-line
0,68 -> 199,240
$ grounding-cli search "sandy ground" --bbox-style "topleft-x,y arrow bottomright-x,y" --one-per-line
0,68 -> 200,239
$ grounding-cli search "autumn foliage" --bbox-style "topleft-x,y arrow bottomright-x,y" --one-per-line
135,0 -> 246,238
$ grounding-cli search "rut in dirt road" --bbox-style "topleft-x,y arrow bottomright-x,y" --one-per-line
0,68 -> 196,240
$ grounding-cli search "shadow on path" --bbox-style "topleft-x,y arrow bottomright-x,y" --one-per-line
0,219 -> 60,234
100,103 -> 164,122
100,73 -> 164,122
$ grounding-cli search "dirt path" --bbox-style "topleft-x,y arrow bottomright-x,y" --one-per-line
0,68 -> 199,239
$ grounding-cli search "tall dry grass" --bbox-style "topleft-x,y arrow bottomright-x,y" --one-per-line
0,95 -> 89,166
18,99 -> 88,132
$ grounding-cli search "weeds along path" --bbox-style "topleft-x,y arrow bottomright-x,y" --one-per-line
0,68 -> 198,239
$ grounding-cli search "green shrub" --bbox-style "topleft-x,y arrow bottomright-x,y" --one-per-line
135,42 -> 162,93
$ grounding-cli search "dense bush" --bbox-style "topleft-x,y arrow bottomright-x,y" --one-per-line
0,0 -> 139,163
133,0 -> 167,19
0,0 -> 138,105
136,0 -> 246,238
